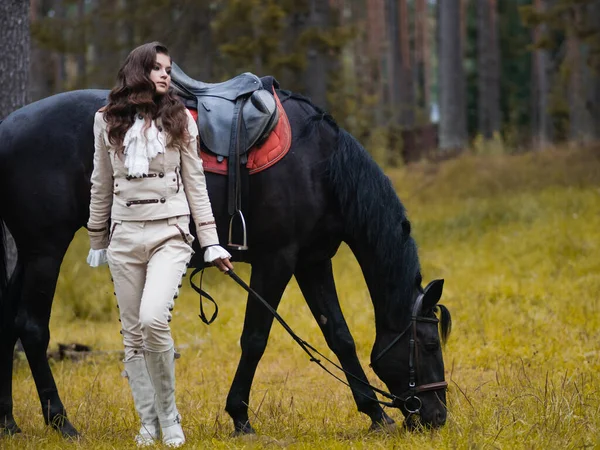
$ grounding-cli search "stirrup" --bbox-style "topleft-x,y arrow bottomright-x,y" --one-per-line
228,210 -> 248,251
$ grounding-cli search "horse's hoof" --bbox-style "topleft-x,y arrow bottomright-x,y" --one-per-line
50,415 -> 80,439
369,414 -> 397,433
230,421 -> 256,437
0,419 -> 21,436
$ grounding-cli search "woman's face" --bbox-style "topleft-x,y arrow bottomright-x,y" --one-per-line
150,53 -> 171,95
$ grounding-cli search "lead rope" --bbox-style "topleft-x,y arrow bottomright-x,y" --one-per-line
223,269 -> 402,407
189,268 -> 219,324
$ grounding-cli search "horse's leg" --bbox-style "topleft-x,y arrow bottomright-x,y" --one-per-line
225,255 -> 295,435
15,252 -> 79,438
294,259 -> 395,430
0,261 -> 24,435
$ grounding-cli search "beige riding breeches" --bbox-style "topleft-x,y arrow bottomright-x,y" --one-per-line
107,215 -> 194,361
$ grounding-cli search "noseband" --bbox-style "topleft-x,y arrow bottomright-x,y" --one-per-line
370,292 -> 448,414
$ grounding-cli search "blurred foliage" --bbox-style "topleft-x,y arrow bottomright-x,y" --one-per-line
27,0 -> 600,158
520,0 -> 600,143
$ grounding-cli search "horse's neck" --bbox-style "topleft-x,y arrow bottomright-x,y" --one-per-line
347,239 -> 414,331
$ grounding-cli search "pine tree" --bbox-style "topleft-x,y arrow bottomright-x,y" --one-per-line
477,0 -> 501,139
0,0 -> 30,117
439,0 -> 468,150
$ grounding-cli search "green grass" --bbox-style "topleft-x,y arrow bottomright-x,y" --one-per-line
6,146 -> 600,449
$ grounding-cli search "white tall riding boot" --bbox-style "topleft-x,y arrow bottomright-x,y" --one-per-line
144,348 -> 185,447
123,357 -> 160,446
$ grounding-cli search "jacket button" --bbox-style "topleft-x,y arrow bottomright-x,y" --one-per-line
160,197 -> 166,203
159,172 -> 164,178
158,126 -> 163,132
137,114 -> 143,120
173,178 -> 176,182
126,201 -> 131,207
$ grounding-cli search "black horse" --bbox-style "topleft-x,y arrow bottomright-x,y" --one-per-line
0,88 -> 451,438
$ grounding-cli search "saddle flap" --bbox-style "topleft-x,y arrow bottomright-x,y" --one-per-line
194,84 -> 279,157
242,90 -> 279,149
171,62 -> 280,158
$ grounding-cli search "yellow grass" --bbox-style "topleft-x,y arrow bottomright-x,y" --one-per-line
5,146 -> 600,449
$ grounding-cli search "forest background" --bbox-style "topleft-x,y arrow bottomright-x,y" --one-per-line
1,1 -> 600,449
2,0 -> 600,161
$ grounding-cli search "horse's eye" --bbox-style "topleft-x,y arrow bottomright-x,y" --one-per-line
424,341 -> 440,352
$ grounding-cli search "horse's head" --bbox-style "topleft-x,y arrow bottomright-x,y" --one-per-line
370,279 -> 451,429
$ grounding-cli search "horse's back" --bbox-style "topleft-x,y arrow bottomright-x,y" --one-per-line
0,89 -> 108,162
0,90 -> 108,248
229,94 -> 343,260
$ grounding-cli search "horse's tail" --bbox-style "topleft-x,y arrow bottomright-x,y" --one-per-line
0,218 -> 7,306
0,118 -> 8,303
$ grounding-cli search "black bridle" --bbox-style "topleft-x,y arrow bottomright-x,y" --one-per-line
370,292 -> 448,413
191,268 -> 447,415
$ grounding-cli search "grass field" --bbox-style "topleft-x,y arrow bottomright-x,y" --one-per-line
5,146 -> 600,449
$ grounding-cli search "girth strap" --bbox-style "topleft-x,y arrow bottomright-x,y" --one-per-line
227,98 -> 246,216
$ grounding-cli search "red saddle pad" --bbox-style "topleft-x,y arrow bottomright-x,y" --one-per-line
188,88 -> 292,175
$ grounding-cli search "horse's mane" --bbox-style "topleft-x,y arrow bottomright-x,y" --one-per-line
293,96 -> 421,313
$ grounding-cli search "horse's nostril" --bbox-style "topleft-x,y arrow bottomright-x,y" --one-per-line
435,410 -> 446,426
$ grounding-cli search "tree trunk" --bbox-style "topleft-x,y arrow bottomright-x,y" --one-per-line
477,0 -> 501,139
54,0 -> 66,92
90,0 -> 118,89
0,0 -> 29,278
0,0 -> 30,118
303,0 -> 331,110
121,0 -> 136,62
30,0 -> 55,101
592,1 -> 600,139
439,0 -> 467,150
567,3 -> 596,143
76,0 -> 87,88
415,0 -> 431,119
531,0 -> 552,148
386,0 -> 415,128
367,0 -> 387,125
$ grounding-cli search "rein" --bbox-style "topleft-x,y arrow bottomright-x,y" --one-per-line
191,268 -> 447,413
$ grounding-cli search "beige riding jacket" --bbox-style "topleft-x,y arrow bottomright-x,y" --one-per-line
87,109 -> 219,250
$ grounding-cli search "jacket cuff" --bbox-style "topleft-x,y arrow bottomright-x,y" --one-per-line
196,224 -> 219,248
88,229 -> 109,250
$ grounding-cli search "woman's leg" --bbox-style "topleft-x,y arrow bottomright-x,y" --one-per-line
139,217 -> 193,447
108,221 -> 160,445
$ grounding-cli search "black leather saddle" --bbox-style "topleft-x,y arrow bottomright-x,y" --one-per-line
170,63 -> 279,158
171,63 -> 281,250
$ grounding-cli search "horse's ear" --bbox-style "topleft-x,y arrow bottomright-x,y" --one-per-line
421,279 -> 444,311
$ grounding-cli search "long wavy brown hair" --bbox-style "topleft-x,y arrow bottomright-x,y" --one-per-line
103,42 -> 188,153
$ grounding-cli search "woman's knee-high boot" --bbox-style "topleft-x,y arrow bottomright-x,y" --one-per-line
144,348 -> 185,447
123,357 -> 160,446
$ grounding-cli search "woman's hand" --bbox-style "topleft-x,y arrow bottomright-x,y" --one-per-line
203,245 -> 233,272
212,257 -> 234,273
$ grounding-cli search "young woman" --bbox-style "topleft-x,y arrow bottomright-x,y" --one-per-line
86,41 -> 233,447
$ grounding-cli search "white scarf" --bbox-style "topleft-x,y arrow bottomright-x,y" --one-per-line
123,115 -> 166,177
